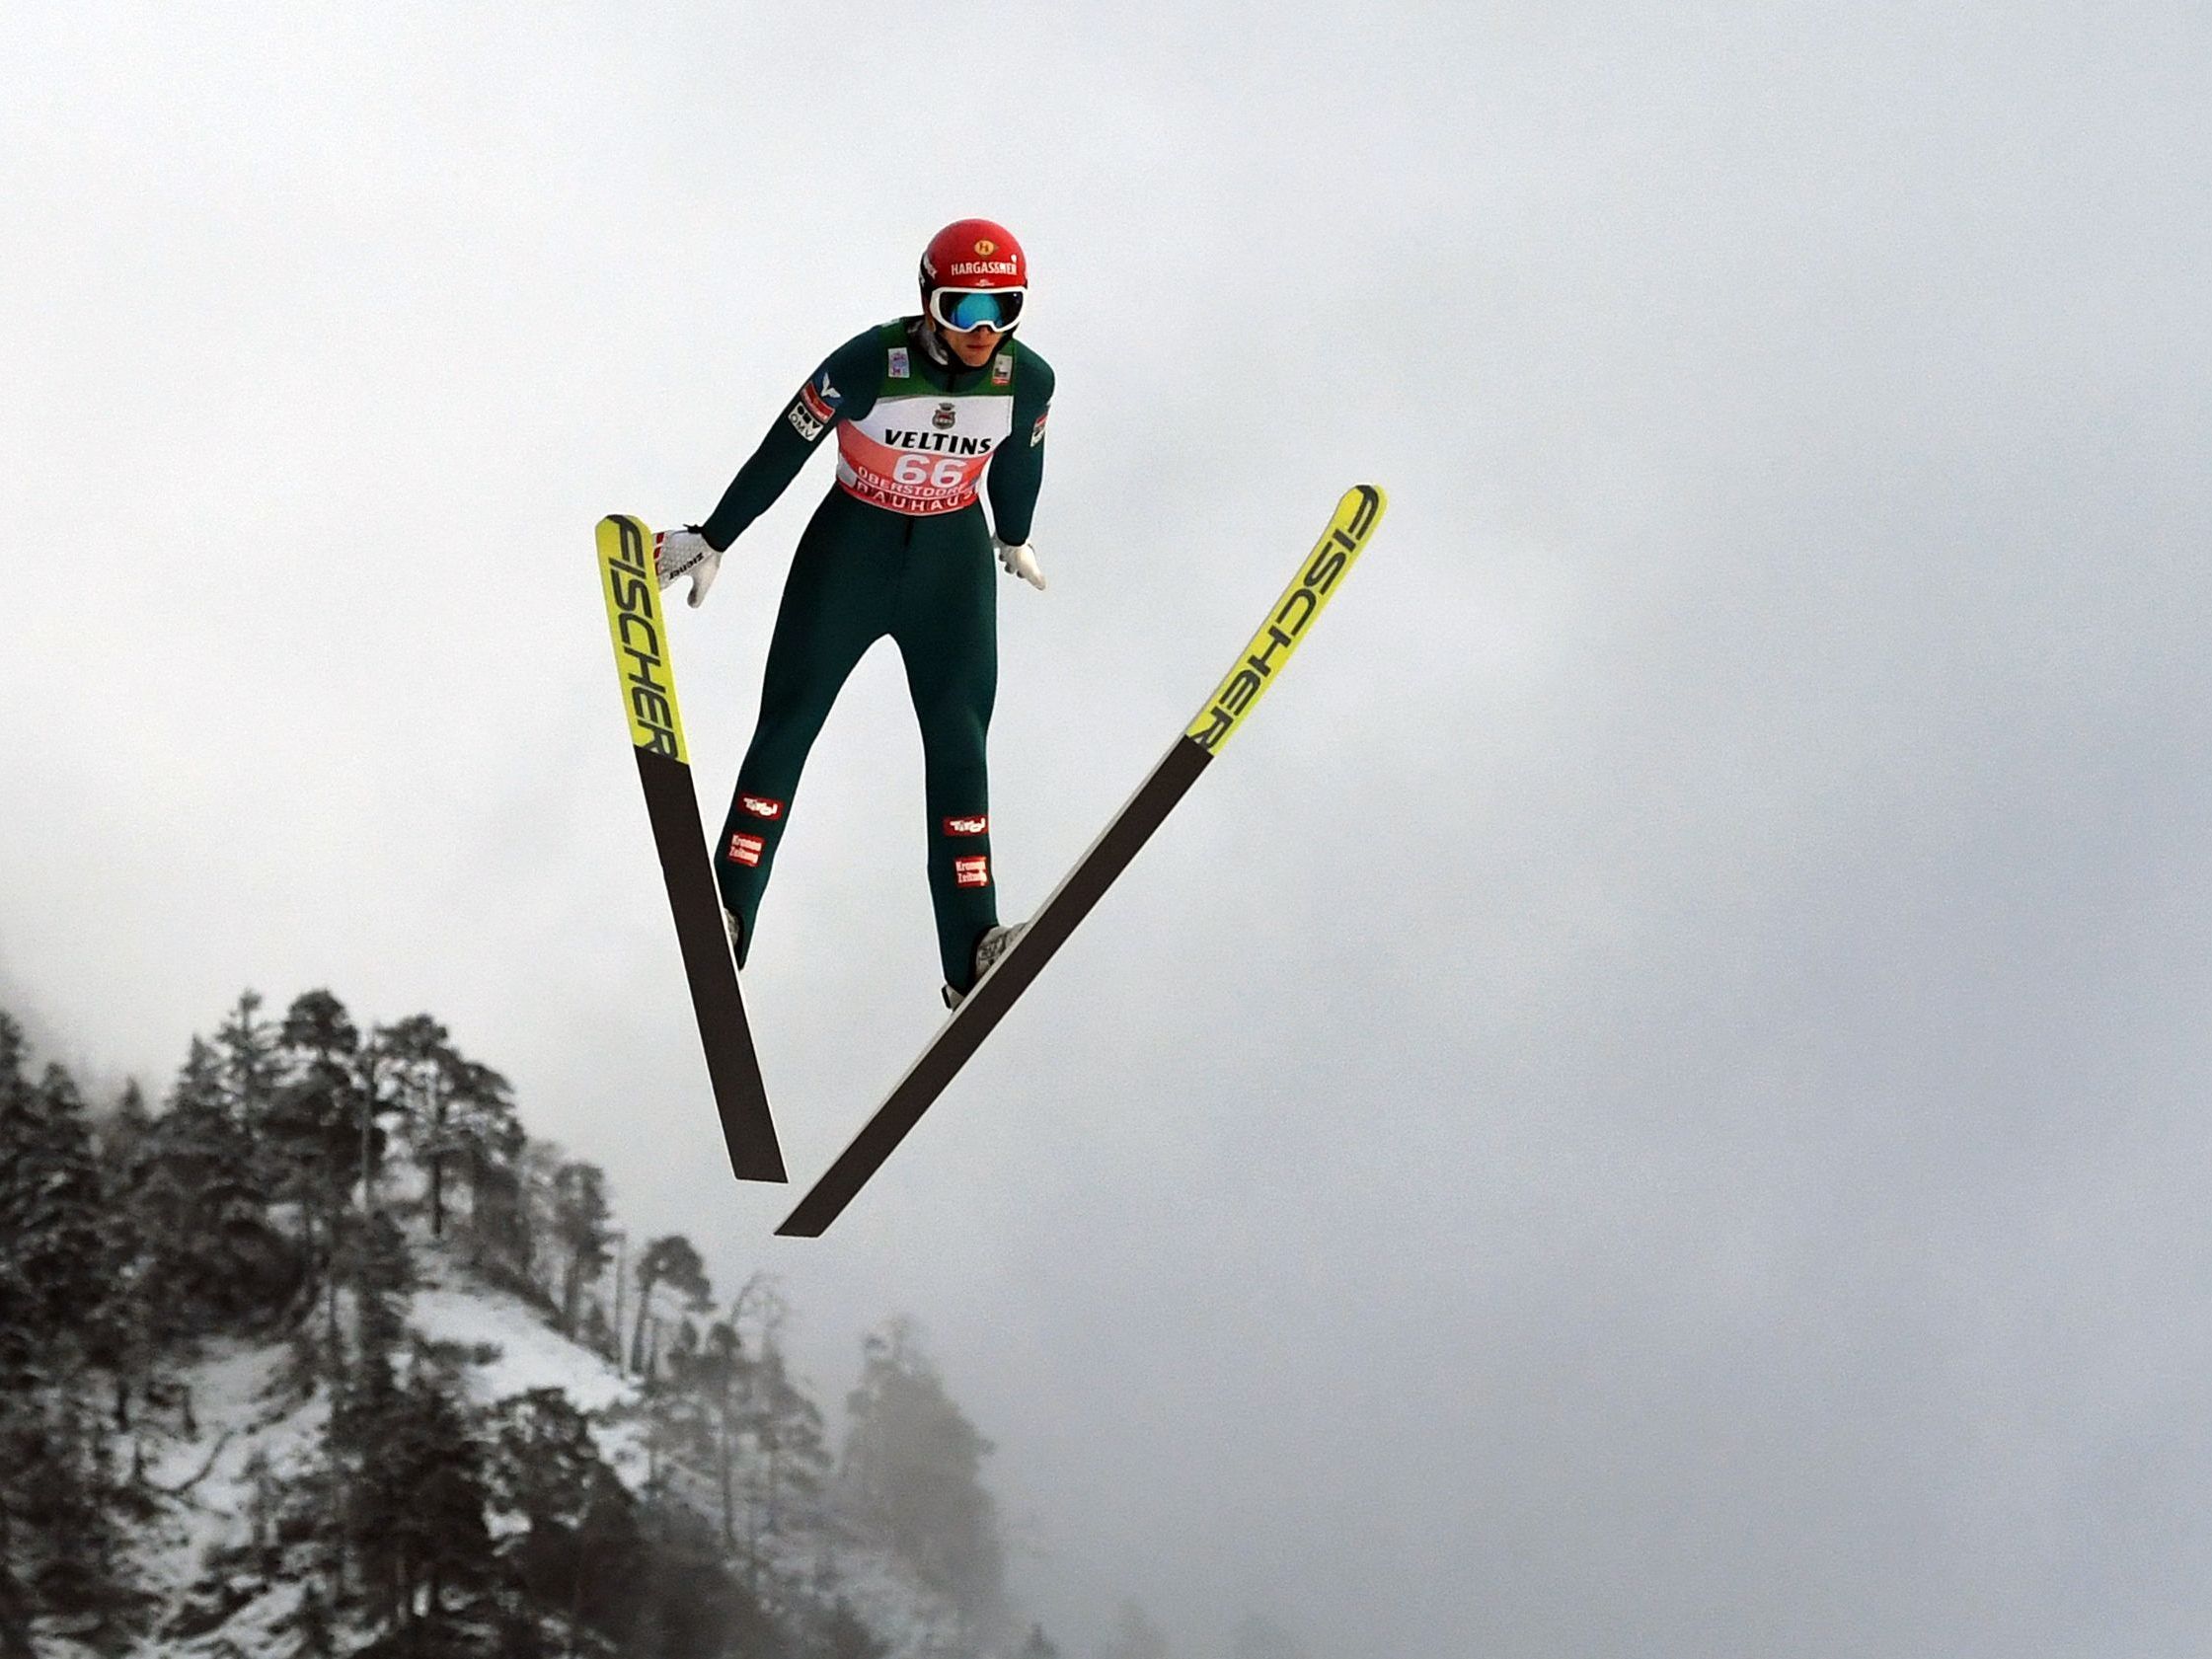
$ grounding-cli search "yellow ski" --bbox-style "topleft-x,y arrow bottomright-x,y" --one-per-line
596,515 -> 785,1183
778,485 -> 1386,1235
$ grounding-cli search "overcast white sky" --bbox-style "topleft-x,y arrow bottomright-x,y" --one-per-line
5,4 -> 2211,1655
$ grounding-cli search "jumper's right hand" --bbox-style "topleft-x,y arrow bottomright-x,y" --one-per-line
653,526 -> 725,609
993,535 -> 1046,591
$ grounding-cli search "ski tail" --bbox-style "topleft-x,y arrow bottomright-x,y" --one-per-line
774,485 -> 1387,1236
595,515 -> 787,1183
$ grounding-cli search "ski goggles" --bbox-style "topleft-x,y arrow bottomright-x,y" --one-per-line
928,286 -> 1026,333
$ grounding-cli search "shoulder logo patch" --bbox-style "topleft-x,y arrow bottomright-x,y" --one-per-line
888,346 -> 911,378
991,353 -> 1013,386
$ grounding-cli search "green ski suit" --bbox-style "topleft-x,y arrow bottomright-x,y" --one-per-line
699,317 -> 1054,991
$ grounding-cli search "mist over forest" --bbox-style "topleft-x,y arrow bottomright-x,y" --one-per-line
0,986 -> 1247,1657
7,4 -> 2211,1657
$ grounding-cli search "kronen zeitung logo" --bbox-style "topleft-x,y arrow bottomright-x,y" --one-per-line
608,521 -> 680,758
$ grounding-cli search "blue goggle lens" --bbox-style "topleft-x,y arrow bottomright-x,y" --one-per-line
935,288 -> 1025,332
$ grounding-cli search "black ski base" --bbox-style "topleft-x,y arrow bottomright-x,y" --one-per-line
636,747 -> 786,1184
776,735 -> 1211,1235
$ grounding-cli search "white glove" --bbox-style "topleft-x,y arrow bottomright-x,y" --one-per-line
653,526 -> 725,609
994,535 -> 1045,591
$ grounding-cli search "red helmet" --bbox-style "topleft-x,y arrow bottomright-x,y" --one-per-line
919,219 -> 1028,332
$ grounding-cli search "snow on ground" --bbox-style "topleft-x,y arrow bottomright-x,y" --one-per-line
818,1546 -> 973,1659
404,1245 -> 961,1653
407,1239 -> 651,1482
87,1235 -> 968,1657
409,1281 -> 635,1414
124,1337 -> 329,1657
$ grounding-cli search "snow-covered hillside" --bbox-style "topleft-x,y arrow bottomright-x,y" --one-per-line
48,1232 -> 982,1658
3,993 -> 1044,1659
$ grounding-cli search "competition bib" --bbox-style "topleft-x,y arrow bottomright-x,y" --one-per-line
835,350 -> 1017,516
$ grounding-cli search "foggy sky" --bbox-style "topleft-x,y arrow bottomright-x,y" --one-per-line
5,4 -> 2210,1655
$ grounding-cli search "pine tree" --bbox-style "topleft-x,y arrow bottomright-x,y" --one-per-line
725,1272 -> 826,1554
98,1079 -> 155,1172
81,1081 -> 160,1428
271,990 -> 372,1352
128,1034 -> 297,1334
510,1140 -> 569,1309
692,1320 -> 753,1551
448,1055 -> 523,1229
625,1497 -> 776,1659
487,1389 -> 602,1537
389,1366 -> 496,1629
0,1029 -> 131,1639
579,1297 -> 619,1366
463,1150 -> 530,1291
842,1318 -> 1005,1623
214,988 -> 284,1133
328,1210 -> 414,1626
373,1015 -> 460,1236
751,1339 -> 828,1547
373,1016 -> 518,1243
0,1061 -> 106,1348
629,1235 -> 713,1377
550,1162 -> 614,1338
0,1013 -> 51,1659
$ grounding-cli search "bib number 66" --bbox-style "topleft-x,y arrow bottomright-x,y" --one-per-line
892,453 -> 969,489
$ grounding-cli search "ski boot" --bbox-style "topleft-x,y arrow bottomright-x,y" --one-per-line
941,923 -> 1028,1010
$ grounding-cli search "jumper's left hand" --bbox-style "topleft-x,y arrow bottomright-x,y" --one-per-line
994,536 -> 1045,591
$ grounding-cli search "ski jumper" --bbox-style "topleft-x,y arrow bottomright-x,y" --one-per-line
700,318 -> 1055,991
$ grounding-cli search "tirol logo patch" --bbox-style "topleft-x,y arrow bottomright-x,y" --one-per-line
932,402 -> 956,431
728,833 -> 764,867
887,346 -> 910,378
942,814 -> 989,837
991,353 -> 1013,386
953,855 -> 991,889
739,794 -> 785,821
1030,408 -> 1049,447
